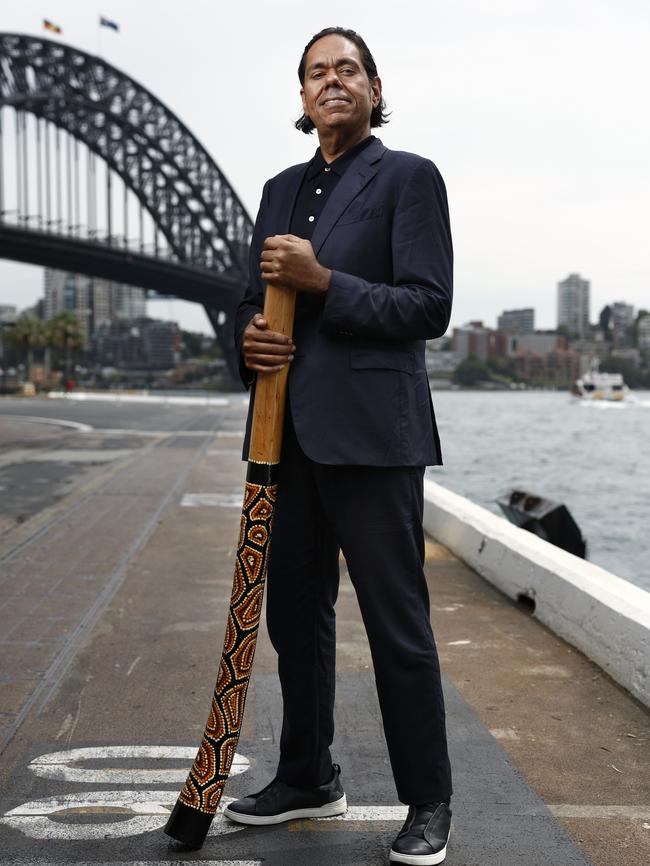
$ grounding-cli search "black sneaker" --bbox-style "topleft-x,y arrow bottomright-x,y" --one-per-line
223,763 -> 347,825
389,802 -> 452,865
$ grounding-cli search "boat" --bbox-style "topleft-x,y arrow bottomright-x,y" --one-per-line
571,369 -> 630,401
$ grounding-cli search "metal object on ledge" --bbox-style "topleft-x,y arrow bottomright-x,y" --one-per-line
497,489 -> 587,559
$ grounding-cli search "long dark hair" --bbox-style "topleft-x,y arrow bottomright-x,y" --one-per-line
295,27 -> 390,134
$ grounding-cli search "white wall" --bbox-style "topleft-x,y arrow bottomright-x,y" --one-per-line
423,480 -> 650,708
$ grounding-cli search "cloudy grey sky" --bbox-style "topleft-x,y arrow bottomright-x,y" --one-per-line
1,0 -> 648,333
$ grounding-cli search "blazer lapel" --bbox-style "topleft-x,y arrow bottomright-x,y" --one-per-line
310,139 -> 386,255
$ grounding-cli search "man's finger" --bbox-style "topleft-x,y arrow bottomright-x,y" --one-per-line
246,340 -> 294,355
263,235 -> 291,250
245,353 -> 293,369
245,329 -> 294,345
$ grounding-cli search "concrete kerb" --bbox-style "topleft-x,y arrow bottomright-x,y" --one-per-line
422,479 -> 650,708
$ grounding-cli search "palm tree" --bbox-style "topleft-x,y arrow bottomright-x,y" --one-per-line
8,315 -> 45,382
45,311 -> 84,379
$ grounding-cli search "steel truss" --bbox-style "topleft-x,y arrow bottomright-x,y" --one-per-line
0,32 -> 255,380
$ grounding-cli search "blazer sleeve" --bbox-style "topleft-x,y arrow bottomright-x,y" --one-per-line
320,159 -> 453,341
233,180 -> 271,387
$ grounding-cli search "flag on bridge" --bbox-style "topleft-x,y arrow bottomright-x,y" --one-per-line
100,16 -> 119,31
43,19 -> 62,34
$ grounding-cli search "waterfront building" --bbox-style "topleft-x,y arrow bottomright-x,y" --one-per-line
94,317 -> 180,370
113,283 -> 147,321
510,349 -> 581,387
452,321 -> 508,362
557,273 -> 590,338
0,305 -> 17,323
570,336 -> 610,374
610,301 -> 635,347
497,307 -> 535,334
506,333 -> 562,356
43,268 -> 147,347
611,347 -> 641,369
426,350 -> 460,377
638,315 -> 650,352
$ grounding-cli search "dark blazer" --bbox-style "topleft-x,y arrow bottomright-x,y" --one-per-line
235,138 -> 453,467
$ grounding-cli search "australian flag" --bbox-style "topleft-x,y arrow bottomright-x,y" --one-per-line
100,16 -> 119,31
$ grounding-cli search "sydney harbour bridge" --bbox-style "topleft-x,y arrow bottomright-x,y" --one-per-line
0,32 -> 254,380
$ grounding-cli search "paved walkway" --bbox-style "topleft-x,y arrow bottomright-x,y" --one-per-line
0,396 -> 648,865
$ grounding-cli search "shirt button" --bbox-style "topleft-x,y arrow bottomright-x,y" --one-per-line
324,167 -> 331,172
308,215 -> 315,222
315,188 -> 322,195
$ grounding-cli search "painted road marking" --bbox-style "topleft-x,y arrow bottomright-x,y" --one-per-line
0,862 -> 262,866
28,746 -> 250,783
0,415 -> 93,432
89,429 -> 232,437
24,449 -> 134,463
181,492 -> 242,508
3,746 -> 408,842
0,791 -> 243,840
1,793 -> 408,841
0,858 -> 264,866
317,806 -> 407,821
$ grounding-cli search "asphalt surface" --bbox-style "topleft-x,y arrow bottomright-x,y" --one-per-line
0,395 -> 648,866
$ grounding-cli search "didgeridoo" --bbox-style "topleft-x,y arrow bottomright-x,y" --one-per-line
164,283 -> 296,849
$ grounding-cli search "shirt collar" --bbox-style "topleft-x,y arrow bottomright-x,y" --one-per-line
306,135 -> 375,181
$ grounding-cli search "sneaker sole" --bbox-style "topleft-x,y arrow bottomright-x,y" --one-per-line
389,842 -> 447,865
223,793 -> 347,825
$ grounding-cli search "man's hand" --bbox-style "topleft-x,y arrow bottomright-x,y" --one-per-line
260,234 -> 331,295
242,313 -> 295,374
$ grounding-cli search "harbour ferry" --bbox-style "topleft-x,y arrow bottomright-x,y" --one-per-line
571,368 -> 630,401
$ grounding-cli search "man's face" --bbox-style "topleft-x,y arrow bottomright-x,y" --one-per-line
300,34 -> 381,137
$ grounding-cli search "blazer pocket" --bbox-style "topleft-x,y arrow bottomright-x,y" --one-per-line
336,203 -> 385,227
350,349 -> 414,374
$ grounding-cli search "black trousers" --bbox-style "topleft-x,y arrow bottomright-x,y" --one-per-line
265,410 -> 453,806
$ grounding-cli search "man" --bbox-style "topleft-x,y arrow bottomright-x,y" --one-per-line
226,27 -> 454,865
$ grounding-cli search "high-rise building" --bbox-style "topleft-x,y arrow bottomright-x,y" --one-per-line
497,308 -> 535,333
557,273 -> 590,338
610,301 -> 635,346
43,269 -> 147,346
0,305 -> 17,323
638,315 -> 650,351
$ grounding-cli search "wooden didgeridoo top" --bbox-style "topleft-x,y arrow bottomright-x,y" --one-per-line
248,282 -> 297,464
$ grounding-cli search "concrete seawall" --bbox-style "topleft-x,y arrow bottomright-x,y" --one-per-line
423,480 -> 650,708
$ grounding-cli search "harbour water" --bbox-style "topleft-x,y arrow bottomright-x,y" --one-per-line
427,389 -> 650,591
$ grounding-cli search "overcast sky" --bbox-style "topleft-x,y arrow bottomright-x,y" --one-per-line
1,0 -> 648,334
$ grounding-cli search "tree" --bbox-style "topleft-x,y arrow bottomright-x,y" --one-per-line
45,311 -> 84,377
600,356 -> 650,389
7,315 -> 45,380
453,354 -> 493,386
599,305 -> 612,341
180,329 -> 204,359
633,309 -> 649,349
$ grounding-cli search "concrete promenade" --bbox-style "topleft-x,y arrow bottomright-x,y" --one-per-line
0,395 -> 648,866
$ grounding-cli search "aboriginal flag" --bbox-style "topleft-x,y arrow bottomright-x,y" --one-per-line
43,19 -> 62,34
100,16 -> 119,31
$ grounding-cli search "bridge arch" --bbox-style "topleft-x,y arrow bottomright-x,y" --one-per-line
0,33 -> 255,378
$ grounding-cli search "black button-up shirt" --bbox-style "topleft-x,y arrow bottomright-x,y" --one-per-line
286,135 -> 375,328
289,135 -> 375,240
